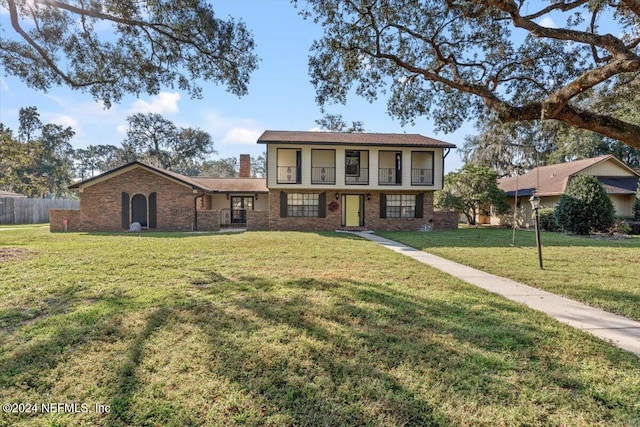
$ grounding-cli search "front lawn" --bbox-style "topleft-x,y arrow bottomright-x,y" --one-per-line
1,227 -> 639,426
379,227 -> 640,321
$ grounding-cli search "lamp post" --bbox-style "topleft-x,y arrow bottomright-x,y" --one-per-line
529,193 -> 543,269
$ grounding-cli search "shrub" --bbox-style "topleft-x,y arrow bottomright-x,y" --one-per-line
538,208 -> 560,231
634,195 -> 640,221
613,219 -> 632,235
628,221 -> 640,235
555,174 -> 615,235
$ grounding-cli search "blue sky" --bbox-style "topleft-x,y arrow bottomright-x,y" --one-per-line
0,1 -> 575,174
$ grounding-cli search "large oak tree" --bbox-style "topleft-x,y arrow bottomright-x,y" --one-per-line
0,0 -> 258,107
300,0 -> 640,149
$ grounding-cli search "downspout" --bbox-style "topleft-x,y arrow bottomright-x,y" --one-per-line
442,148 -> 450,187
194,192 -> 205,231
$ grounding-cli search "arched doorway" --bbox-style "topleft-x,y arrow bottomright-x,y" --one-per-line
131,194 -> 147,227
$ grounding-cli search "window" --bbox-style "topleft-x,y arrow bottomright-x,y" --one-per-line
288,193 -> 319,217
386,195 -> 416,218
345,151 -> 360,175
345,150 -> 369,185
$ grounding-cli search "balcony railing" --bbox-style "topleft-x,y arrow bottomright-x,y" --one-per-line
277,166 -> 300,184
378,168 -> 400,185
411,168 -> 434,185
311,167 -> 336,184
345,168 -> 369,185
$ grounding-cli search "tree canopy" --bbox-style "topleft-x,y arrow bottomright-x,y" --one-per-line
435,164 -> 509,225
122,113 -> 216,172
315,113 -> 365,132
1,107 -> 75,197
301,0 -> 640,149
0,0 -> 258,107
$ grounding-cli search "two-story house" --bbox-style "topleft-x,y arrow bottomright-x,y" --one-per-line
258,130 -> 456,231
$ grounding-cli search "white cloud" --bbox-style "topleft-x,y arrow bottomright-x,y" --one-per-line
0,77 -> 10,93
538,16 -> 557,29
221,128 -> 262,145
116,124 -> 128,134
307,127 -> 323,132
49,115 -> 79,129
129,92 -> 180,114
200,109 -> 263,145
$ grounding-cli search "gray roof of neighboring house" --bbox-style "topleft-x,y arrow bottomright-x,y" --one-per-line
498,155 -> 640,197
597,176 -> 639,195
69,161 -> 267,193
257,130 -> 457,148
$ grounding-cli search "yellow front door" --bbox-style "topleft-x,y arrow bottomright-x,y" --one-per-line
345,195 -> 361,227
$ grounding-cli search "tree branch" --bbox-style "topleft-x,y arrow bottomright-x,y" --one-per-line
6,0 -> 112,88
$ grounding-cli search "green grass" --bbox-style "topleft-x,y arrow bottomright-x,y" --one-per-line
379,228 -> 640,322
1,226 -> 639,426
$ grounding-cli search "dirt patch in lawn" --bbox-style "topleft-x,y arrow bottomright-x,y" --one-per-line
0,247 -> 31,262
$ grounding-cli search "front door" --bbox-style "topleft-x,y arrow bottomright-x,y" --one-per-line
231,196 -> 254,225
131,194 -> 147,227
344,195 -> 363,227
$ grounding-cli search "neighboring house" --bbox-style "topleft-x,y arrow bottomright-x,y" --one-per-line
52,155 -> 268,232
493,155 -> 639,227
0,190 -> 27,198
257,130 -> 457,231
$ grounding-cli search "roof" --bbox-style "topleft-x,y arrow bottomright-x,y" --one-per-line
69,161 -> 267,193
0,190 -> 27,198
597,177 -> 639,195
191,177 -> 268,192
498,155 -> 640,197
257,130 -> 456,148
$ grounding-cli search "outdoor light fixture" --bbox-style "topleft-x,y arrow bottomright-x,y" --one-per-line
529,192 -> 543,269
529,194 -> 540,210
254,193 -> 259,200
335,192 -> 340,200
366,193 -> 371,200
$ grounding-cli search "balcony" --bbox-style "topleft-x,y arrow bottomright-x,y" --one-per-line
277,166 -> 301,184
311,167 -> 336,184
411,168 -> 434,185
378,168 -> 400,185
345,168 -> 369,185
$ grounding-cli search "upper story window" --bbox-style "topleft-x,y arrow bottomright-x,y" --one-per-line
277,148 -> 301,184
411,151 -> 434,186
379,151 -> 402,185
345,150 -> 369,185
311,149 -> 336,184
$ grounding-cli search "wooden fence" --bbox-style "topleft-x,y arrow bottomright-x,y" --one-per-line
0,198 -> 79,225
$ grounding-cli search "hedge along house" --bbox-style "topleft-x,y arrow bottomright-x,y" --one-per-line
493,155 -> 640,228
257,130 -> 458,231
52,155 -> 268,232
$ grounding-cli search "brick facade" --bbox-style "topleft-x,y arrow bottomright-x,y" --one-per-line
77,167 -> 197,231
49,209 -> 81,232
196,210 -> 220,231
432,211 -> 459,230
268,189 -> 439,231
247,210 -> 269,231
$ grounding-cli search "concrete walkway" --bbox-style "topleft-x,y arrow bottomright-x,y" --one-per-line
351,232 -> 640,357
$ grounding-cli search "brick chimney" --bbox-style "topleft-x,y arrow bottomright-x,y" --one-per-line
239,154 -> 251,178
